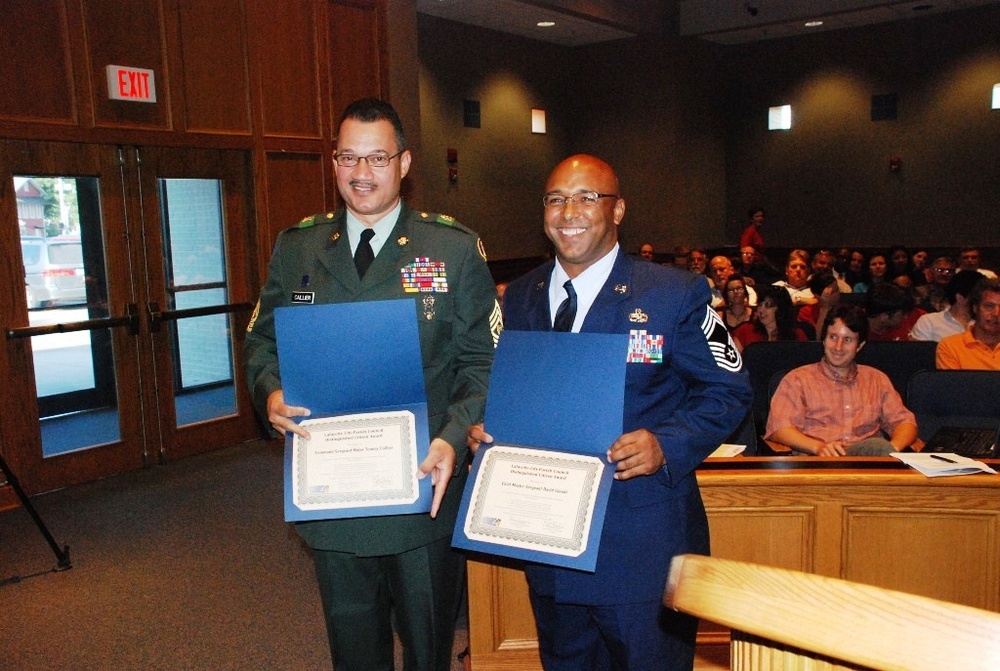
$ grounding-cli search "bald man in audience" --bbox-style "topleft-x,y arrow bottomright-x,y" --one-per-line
709,255 -> 756,308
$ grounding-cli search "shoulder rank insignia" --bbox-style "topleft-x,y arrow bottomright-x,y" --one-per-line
436,214 -> 455,225
702,306 -> 742,372
297,211 -> 335,228
629,308 -> 649,323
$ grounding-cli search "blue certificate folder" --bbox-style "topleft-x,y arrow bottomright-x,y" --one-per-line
453,330 -> 627,571
275,299 -> 433,521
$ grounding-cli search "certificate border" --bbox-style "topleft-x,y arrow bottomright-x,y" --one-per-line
452,442 -> 615,572
466,448 -> 601,555
295,412 -> 417,507
284,403 -> 432,522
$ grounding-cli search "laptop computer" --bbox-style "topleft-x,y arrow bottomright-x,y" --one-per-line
924,424 -> 1000,458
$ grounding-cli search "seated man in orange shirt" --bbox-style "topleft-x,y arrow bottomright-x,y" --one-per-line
766,304 -> 917,456
936,277 -> 1000,370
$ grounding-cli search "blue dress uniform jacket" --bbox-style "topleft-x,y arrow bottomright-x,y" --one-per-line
503,250 -> 750,605
244,204 -> 499,556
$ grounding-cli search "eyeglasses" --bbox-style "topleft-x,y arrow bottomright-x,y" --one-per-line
726,287 -> 747,295
334,150 -> 404,168
934,267 -> 955,275
543,192 -> 619,208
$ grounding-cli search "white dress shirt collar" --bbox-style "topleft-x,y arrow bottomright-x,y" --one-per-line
346,201 -> 402,258
549,243 -> 619,332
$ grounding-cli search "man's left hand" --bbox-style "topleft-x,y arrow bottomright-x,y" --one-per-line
607,429 -> 666,480
418,438 -> 456,518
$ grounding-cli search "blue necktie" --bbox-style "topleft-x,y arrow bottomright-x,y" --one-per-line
553,280 -> 577,332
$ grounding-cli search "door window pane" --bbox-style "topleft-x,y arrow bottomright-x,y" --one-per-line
159,178 -> 237,426
15,175 -> 120,456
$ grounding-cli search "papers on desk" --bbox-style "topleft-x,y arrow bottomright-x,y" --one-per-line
709,443 -> 747,458
891,452 -> 998,478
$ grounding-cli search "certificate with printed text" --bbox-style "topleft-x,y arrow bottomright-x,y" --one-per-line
452,331 -> 625,571
464,445 -> 605,558
276,300 -> 433,521
292,411 -> 420,511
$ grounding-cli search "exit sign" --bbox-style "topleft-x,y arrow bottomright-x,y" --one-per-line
106,65 -> 157,103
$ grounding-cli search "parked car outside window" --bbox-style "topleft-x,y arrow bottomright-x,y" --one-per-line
22,235 -> 86,309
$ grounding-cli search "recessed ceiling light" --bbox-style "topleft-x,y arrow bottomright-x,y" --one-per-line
804,20 -> 823,27
537,21 -> 555,28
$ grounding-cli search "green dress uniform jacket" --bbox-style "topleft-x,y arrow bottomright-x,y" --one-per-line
244,203 -> 499,556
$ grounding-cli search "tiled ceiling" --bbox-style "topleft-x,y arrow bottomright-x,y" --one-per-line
415,0 -> 1000,46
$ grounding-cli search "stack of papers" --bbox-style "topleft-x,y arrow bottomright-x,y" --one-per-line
891,452 -> 998,478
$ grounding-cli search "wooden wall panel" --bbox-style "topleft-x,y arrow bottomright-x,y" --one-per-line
707,508 -> 814,572
82,0 -> 171,129
0,0 -> 77,124
328,1 -> 384,127
842,509 -> 999,611
261,152 -> 328,252
247,0 -> 323,139
177,0 -> 252,134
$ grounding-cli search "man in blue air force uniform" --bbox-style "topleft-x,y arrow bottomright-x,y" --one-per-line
245,98 -> 501,671
470,154 -> 750,671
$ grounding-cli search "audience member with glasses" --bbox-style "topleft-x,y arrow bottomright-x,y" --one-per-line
717,275 -> 755,332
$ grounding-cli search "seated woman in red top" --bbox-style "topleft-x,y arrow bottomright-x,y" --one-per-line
733,285 -> 812,349
717,275 -> 754,332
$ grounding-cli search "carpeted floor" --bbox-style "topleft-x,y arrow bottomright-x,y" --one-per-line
0,440 -> 468,670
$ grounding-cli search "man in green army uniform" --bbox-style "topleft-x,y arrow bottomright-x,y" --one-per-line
244,98 -> 500,671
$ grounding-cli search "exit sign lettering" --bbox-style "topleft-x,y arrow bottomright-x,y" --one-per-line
106,65 -> 157,103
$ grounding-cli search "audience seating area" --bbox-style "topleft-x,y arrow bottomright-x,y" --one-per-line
906,370 -> 1000,441
738,340 -> 991,456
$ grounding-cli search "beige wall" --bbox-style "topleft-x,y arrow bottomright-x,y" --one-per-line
416,15 -> 573,260
721,6 -> 1000,249
414,5 -> 1000,262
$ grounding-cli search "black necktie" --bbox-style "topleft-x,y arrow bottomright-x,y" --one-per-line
354,228 -> 375,279
552,280 -> 577,332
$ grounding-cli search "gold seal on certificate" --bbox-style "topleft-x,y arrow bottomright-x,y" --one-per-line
463,445 -> 605,558
292,410 -> 420,511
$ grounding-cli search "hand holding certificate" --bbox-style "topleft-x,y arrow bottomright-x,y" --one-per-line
276,300 -> 435,521
453,330 -> 628,571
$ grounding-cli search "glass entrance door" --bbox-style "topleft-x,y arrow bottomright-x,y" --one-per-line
1,141 -> 259,493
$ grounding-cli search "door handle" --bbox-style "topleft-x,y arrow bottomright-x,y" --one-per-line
146,301 -> 254,333
6,303 -> 141,339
